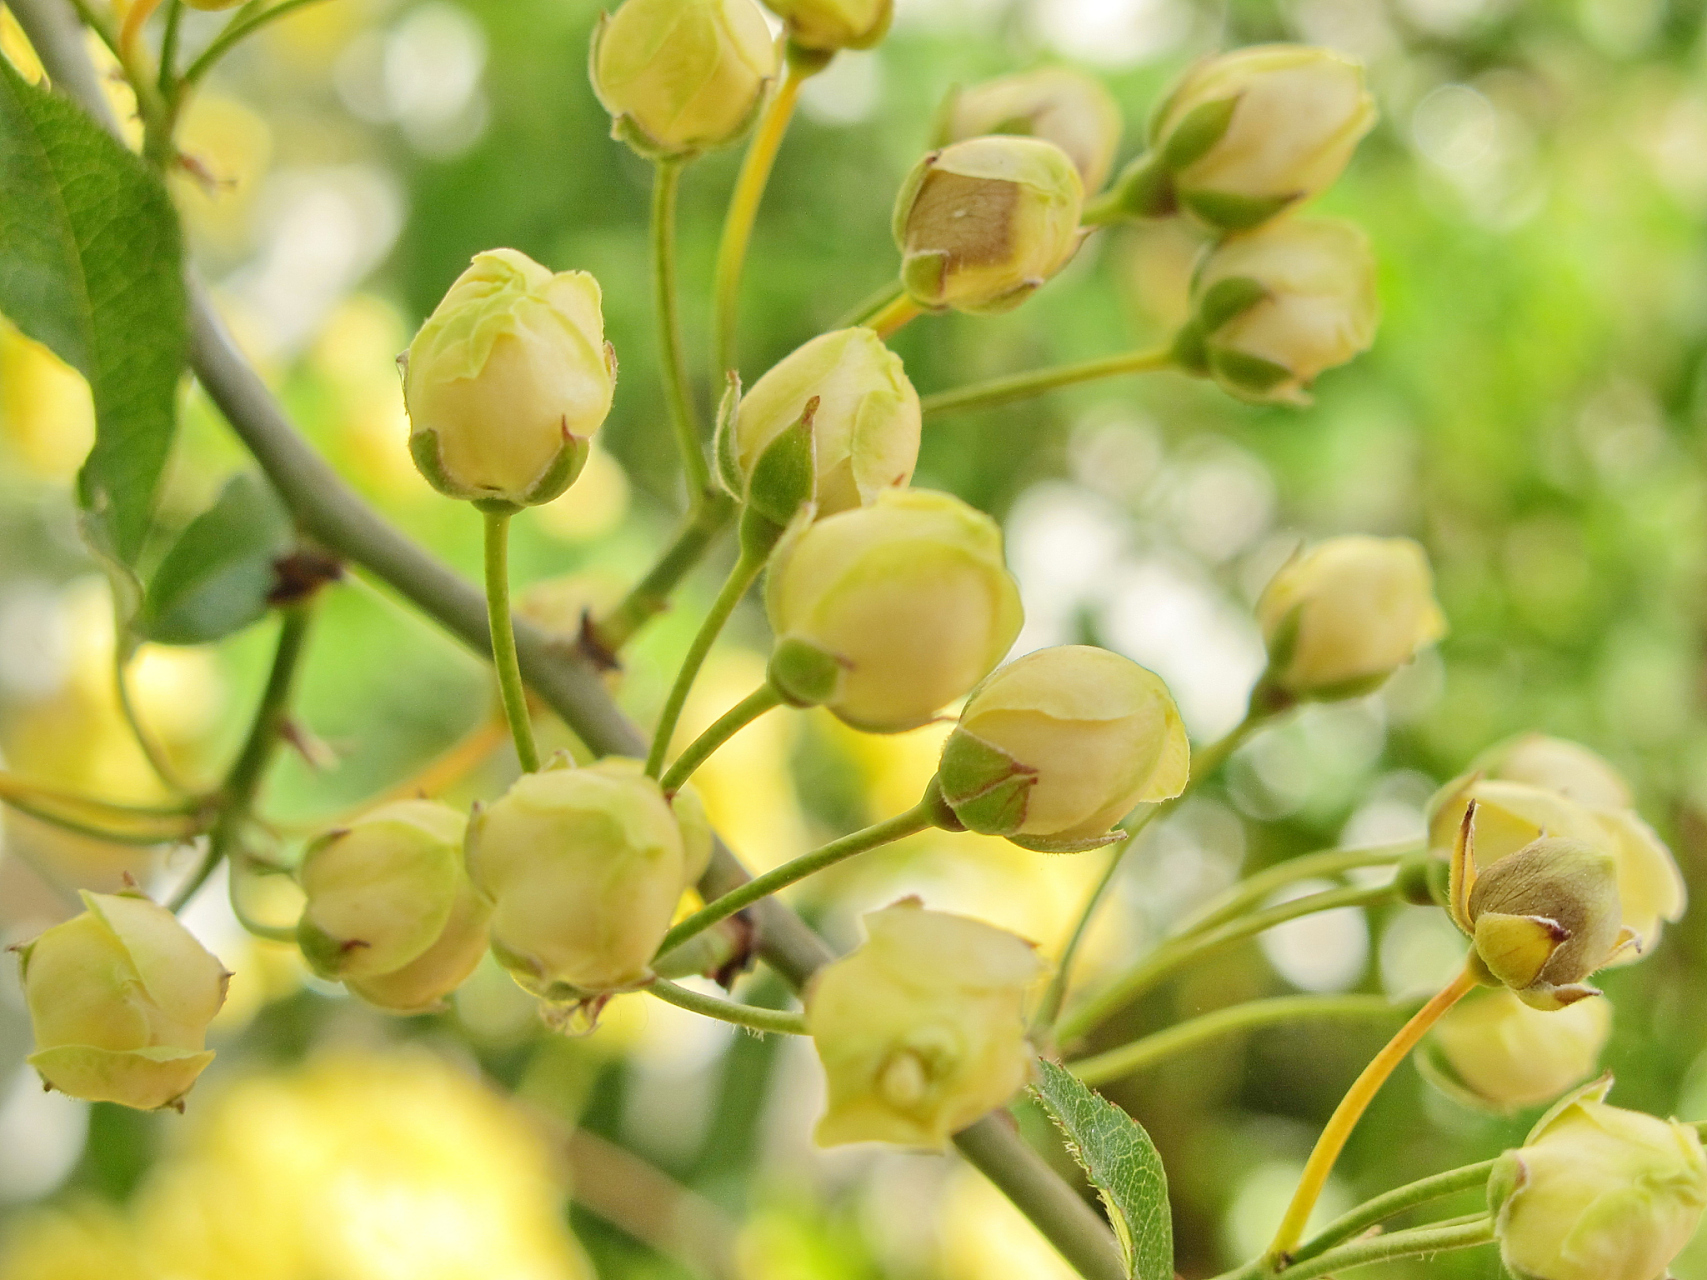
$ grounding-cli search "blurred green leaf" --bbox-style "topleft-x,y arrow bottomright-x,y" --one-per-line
139,472 -> 292,645
1032,1058 -> 1173,1280
0,58 -> 185,565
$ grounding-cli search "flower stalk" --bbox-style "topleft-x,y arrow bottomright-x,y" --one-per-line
483,509 -> 540,774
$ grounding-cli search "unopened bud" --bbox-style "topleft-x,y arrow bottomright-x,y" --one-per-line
590,0 -> 779,159
719,328 -> 921,518
766,0 -> 891,52
1175,217 -> 1377,404
18,891 -> 228,1110
405,249 -> 615,509
806,900 -> 1042,1148
938,646 -> 1189,851
940,68 -> 1123,193
1473,733 -> 1633,809
1124,44 -> 1374,230
894,137 -> 1085,315
466,759 -> 687,999
1424,987 -> 1611,1113
1490,1077 -> 1707,1280
765,489 -> 1023,732
297,800 -> 490,1014
1256,536 -> 1446,700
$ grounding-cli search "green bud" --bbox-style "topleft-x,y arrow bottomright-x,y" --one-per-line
1423,987 -> 1611,1113
939,68 -> 1123,193
765,489 -> 1024,733
806,900 -> 1042,1148
404,249 -> 615,508
1490,1077 -> 1707,1280
296,800 -> 490,1014
893,137 -> 1085,316
466,759 -> 688,999
590,0 -> 779,159
765,0 -> 891,52
18,891 -> 228,1111
938,646 -> 1189,852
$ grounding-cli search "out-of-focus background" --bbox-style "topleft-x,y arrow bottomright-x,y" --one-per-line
3,0 -> 1707,1275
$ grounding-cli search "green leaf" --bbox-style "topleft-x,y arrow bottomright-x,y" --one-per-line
139,473 -> 293,645
1031,1058 -> 1173,1280
0,58 -> 186,566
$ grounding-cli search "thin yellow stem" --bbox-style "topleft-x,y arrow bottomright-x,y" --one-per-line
118,0 -> 162,60
867,292 -> 922,340
1264,964 -> 1480,1264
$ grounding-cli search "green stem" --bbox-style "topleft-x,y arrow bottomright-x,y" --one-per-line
1055,882 -> 1399,1045
1079,190 -> 1127,227
833,279 -> 906,330
652,157 -> 713,500
1283,1159 -> 1497,1268
483,509 -> 539,774
1214,1217 -> 1495,1280
0,794 -> 194,846
644,547 -> 766,779
175,0 -> 329,95
168,602 -> 313,913
594,493 -> 735,653
655,799 -> 938,962
1032,706 -> 1269,1036
920,346 -> 1175,419
114,645 -> 194,796
1175,842 -> 1417,942
155,0 -> 182,92
646,978 -> 807,1035
659,683 -> 784,793
1069,994 -> 1415,1086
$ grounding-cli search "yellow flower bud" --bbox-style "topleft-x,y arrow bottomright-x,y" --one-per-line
405,249 -> 616,508
1142,45 -> 1375,230
1592,807 -> 1688,961
720,328 -> 921,518
590,0 -> 779,159
1256,535 -> 1446,700
1425,987 -> 1611,1113
1179,217 -> 1377,404
893,137 -> 1085,315
765,0 -> 891,52
938,646 -> 1189,851
591,755 -> 714,887
1490,1078 -> 1707,1280
1474,732 -> 1634,809
17,891 -> 228,1111
940,68 -> 1123,193
806,901 -> 1042,1148
764,489 -> 1024,732
296,800 -> 490,1014
466,759 -> 687,998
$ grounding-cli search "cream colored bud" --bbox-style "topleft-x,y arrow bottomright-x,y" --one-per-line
765,489 -> 1024,732
296,800 -> 489,1014
1256,536 -> 1446,699
941,68 -> 1123,193
1148,44 -> 1375,230
1591,807 -> 1687,961
721,328 -> 920,517
765,0 -> 890,51
1425,987 -> 1611,1113
894,137 -> 1085,315
18,891 -> 228,1110
590,755 -> 714,887
938,646 -> 1189,851
1475,733 -> 1634,809
405,249 -> 615,508
1181,217 -> 1377,404
1491,1078 -> 1707,1280
806,901 -> 1042,1148
590,0 -> 778,158
466,759 -> 686,998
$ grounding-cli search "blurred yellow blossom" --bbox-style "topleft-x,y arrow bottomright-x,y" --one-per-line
0,322 -> 95,480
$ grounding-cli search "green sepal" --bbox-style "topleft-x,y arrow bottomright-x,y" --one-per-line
295,915 -> 355,981
520,432 -> 591,507
1487,1150 -> 1528,1217
713,372 -> 745,497
409,428 -> 473,501
1523,1072 -> 1613,1145
1196,275 -> 1268,332
1009,829 -> 1127,854
937,727 -> 1028,808
954,775 -> 1035,836
960,276 -> 1044,316
1170,320 -> 1209,374
768,637 -> 844,707
1207,346 -> 1292,396
899,249 -> 948,307
1394,850 -> 1450,908
1160,95 -> 1239,171
1179,188 -> 1297,231
784,39 -> 838,72
746,400 -> 817,528
1108,154 -> 1176,219
1293,669 -> 1399,702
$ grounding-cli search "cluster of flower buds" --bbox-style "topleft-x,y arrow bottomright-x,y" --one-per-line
1489,1077 -> 1707,1280
936,645 -> 1190,851
937,68 -> 1123,194
15,891 -> 228,1111
764,488 -> 1024,731
590,0 -> 779,159
717,327 -> 921,519
295,801 -> 490,1014
766,0 -> 891,52
1423,986 -> 1611,1113
403,249 -> 616,510
1428,735 -> 1687,960
1254,535 -> 1446,704
806,901 -> 1041,1147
